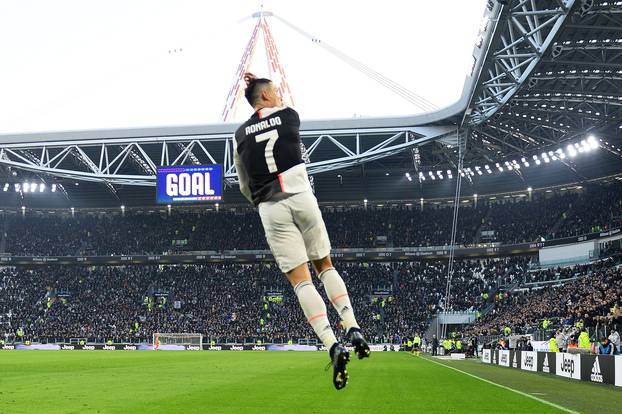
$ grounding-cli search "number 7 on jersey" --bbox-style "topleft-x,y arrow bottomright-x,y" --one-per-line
255,129 -> 279,173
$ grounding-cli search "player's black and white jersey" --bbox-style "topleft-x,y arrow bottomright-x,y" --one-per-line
234,106 -> 312,205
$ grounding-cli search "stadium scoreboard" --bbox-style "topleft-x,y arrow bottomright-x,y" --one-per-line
156,165 -> 223,204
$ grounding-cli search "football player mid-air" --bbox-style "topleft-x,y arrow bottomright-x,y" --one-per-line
233,73 -> 371,390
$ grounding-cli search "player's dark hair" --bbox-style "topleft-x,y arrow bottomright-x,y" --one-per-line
244,78 -> 272,107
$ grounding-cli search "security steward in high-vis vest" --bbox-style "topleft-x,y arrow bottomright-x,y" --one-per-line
443,339 -> 451,355
412,334 -> 421,356
578,329 -> 591,349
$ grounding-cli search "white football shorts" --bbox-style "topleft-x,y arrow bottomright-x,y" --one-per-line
258,190 -> 331,273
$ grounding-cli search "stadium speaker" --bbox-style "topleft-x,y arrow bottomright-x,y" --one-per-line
579,0 -> 594,18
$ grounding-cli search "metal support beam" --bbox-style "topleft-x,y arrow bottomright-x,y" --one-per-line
467,0 -> 577,126
0,126 -> 456,187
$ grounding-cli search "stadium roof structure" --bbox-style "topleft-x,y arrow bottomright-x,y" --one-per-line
0,0 -> 620,208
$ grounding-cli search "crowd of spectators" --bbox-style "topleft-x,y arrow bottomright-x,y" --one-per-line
480,193 -> 579,243
0,258 -> 527,343
555,183 -> 622,238
1,256 -> 620,344
1,182 -> 620,256
0,182 -> 620,344
465,258 -> 622,337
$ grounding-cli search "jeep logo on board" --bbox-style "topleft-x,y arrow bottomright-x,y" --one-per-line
500,353 -> 508,365
561,356 -> 575,375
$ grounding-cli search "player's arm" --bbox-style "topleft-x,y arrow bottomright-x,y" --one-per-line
233,136 -> 253,203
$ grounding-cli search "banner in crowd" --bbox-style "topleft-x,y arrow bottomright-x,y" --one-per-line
530,341 -> 550,352
482,350 -> 620,387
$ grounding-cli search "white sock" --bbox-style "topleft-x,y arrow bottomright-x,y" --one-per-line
294,280 -> 337,350
318,267 -> 360,332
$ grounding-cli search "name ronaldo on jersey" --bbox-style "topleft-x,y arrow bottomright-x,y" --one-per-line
245,117 -> 283,135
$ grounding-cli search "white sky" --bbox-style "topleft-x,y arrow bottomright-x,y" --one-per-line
0,0 -> 488,134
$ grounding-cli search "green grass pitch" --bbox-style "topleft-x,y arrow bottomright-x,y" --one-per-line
0,351 -> 620,413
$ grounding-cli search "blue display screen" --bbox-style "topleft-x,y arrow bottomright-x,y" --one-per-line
156,165 -> 223,204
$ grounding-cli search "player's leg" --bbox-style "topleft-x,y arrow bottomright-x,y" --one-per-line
284,263 -> 338,351
258,199 -> 338,348
311,255 -> 369,359
285,262 -> 350,390
258,197 -> 349,389
288,191 -> 370,359
312,256 -> 360,334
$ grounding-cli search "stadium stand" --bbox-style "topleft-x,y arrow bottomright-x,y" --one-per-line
0,258 -> 525,343
465,256 -> 622,337
1,182 -> 621,346
2,182 -> 621,256
2,252 -> 620,346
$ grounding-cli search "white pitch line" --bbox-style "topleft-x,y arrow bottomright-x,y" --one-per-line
415,356 -> 580,414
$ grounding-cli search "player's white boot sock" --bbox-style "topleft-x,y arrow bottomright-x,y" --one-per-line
294,280 -> 337,350
318,267 -> 360,332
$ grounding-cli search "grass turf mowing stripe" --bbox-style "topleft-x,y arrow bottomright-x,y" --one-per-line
417,355 -> 578,414
0,351 -> 571,413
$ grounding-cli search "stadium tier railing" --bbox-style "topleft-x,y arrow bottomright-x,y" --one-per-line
0,227 -> 619,265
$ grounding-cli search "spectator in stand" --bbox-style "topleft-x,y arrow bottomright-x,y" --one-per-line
598,337 -> 614,355
556,329 -> 568,353
609,327 -> 620,355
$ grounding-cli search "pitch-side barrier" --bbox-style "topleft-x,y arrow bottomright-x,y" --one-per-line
0,343 -> 402,352
482,349 -> 622,387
